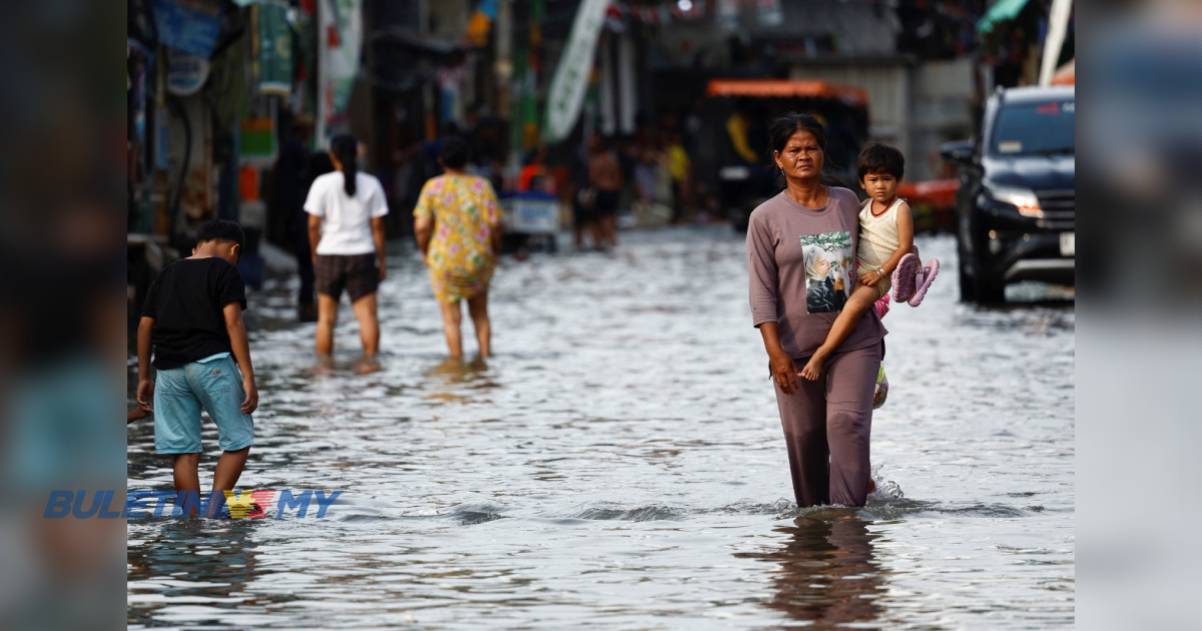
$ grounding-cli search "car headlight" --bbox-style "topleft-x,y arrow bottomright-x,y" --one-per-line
987,185 -> 1043,218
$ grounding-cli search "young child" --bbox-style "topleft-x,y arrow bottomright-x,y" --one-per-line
136,220 -> 259,516
799,144 -> 939,381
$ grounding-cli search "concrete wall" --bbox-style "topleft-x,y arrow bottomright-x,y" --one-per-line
787,62 -> 912,173
788,57 -> 975,181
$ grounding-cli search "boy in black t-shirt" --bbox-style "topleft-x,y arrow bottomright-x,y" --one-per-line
136,220 -> 259,516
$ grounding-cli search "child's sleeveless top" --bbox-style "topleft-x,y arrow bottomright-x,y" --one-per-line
856,197 -> 904,272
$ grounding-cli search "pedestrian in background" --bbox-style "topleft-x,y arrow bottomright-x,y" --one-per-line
305,133 -> 390,371
571,145 -> 599,249
588,134 -> 622,249
414,136 -> 503,360
746,113 -> 887,508
268,110 -> 317,322
665,130 -> 693,223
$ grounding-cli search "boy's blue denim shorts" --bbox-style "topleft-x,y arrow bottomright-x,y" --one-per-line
153,354 -> 254,454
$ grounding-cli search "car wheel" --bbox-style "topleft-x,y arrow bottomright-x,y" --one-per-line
959,210 -> 1005,305
957,232 -> 974,301
967,247 -> 1005,304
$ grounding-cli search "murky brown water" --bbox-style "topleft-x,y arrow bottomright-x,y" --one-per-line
128,229 -> 1074,629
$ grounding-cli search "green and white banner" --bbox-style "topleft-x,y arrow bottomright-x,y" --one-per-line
543,0 -> 609,143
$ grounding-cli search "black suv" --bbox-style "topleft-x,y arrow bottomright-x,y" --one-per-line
941,85 -> 1075,303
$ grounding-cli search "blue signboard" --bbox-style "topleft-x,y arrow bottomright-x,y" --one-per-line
153,0 -> 222,58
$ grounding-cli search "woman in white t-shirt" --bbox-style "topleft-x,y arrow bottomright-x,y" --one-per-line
305,134 -> 390,368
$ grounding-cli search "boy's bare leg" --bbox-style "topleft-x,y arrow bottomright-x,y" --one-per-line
206,447 -> 250,517
351,292 -> 380,357
173,453 -> 201,517
212,447 -> 249,491
439,299 -> 464,359
800,284 -> 881,381
467,291 -> 491,359
315,294 -> 339,357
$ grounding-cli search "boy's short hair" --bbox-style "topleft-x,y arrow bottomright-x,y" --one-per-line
857,143 -> 905,180
196,219 -> 246,251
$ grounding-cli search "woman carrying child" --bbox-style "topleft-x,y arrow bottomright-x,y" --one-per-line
746,113 -> 887,507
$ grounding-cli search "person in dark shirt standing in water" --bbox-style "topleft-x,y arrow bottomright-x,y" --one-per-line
136,220 -> 259,516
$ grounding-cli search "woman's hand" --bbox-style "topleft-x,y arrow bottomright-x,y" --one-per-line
769,350 -> 800,394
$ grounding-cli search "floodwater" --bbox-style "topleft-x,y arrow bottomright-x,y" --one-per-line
128,229 -> 1074,629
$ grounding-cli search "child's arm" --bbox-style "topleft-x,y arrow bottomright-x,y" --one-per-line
861,201 -> 915,286
136,316 -> 155,410
223,303 -> 259,414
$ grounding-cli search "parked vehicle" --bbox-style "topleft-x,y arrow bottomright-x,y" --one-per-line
696,80 -> 870,232
941,85 -> 1075,303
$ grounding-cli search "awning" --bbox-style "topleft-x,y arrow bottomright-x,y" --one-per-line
977,0 -> 1031,35
705,80 -> 868,107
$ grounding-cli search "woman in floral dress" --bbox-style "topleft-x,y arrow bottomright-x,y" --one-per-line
414,136 -> 503,359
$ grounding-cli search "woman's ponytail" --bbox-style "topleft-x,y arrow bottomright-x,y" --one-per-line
331,134 -> 359,197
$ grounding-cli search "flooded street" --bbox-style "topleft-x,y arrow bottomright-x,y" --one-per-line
128,228 -> 1074,629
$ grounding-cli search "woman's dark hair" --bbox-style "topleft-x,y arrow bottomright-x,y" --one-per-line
196,219 -> 245,251
857,143 -> 905,180
330,134 -> 359,196
439,135 -> 470,170
769,113 -> 827,154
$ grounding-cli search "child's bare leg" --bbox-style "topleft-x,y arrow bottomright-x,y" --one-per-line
800,284 -> 881,380
207,447 -> 249,517
173,453 -> 201,516
212,447 -> 249,492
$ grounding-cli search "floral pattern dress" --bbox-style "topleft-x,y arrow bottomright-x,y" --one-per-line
413,174 -> 502,304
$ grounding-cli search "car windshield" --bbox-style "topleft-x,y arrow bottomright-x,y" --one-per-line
990,99 -> 1075,156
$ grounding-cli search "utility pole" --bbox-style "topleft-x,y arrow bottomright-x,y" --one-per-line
495,0 -> 513,116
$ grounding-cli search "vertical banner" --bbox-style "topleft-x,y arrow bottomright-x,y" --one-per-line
1039,0 -> 1072,86
543,0 -> 609,143
317,0 -> 362,141
255,0 -> 293,96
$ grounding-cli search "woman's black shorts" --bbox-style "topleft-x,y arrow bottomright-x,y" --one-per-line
315,253 -> 379,302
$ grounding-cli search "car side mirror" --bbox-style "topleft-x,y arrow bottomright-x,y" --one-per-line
940,140 -> 975,165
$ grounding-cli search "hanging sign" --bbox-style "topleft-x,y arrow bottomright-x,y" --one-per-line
543,0 -> 609,143
153,0 -> 222,57
255,0 -> 294,95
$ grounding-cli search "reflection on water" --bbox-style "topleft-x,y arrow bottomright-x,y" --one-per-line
737,510 -> 886,627
128,230 -> 1074,628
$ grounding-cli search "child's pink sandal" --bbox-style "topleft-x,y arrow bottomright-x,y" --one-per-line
908,259 -> 940,306
891,254 -> 919,302
873,293 -> 891,319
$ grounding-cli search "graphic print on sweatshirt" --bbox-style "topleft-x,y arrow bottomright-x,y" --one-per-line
800,231 -> 852,314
